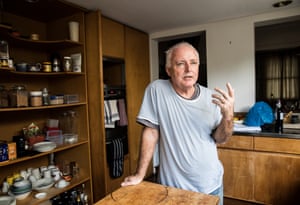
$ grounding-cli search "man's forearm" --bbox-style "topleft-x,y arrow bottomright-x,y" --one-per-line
135,127 -> 159,178
213,117 -> 233,144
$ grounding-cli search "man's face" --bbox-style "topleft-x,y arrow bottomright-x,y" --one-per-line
166,45 -> 199,92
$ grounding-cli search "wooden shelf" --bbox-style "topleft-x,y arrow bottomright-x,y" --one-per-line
0,102 -> 86,113
14,174 -> 90,205
0,140 -> 88,167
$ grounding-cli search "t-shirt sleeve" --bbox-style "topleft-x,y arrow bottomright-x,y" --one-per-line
136,83 -> 159,127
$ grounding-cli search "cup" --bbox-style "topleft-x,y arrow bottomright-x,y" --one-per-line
32,168 -> 41,180
2,181 -> 9,193
52,169 -> 61,182
68,21 -> 79,42
43,169 -> 51,179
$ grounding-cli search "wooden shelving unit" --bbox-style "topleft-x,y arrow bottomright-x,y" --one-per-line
0,1 -> 92,204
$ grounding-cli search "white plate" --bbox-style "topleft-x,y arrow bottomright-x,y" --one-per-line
33,142 -> 56,152
0,196 -> 16,205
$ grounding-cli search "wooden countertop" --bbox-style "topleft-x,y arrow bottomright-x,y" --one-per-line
95,181 -> 219,205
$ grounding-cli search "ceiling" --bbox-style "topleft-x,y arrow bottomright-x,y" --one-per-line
65,0 -> 300,33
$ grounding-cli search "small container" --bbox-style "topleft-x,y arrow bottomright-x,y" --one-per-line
9,85 -> 28,107
63,56 -> 72,72
50,95 -> 64,105
0,141 -> 8,162
42,88 -> 49,105
0,85 -> 9,107
30,91 -> 42,106
0,40 -> 9,60
42,61 -> 52,72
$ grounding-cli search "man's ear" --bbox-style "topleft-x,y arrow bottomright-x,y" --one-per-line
165,67 -> 171,77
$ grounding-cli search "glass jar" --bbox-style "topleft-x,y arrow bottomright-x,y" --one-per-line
0,85 -> 9,107
30,91 -> 42,107
9,85 -> 28,107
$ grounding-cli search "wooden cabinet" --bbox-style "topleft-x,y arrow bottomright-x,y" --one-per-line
218,135 -> 300,205
124,26 -> 150,174
0,1 -> 92,204
85,11 -> 150,202
102,17 -> 125,59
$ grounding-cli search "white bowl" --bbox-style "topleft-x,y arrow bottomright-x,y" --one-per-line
8,191 -> 31,200
32,178 -> 54,191
33,142 -> 56,152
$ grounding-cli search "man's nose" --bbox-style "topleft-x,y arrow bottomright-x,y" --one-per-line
184,62 -> 191,71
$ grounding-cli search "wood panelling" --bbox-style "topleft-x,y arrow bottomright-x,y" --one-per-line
219,135 -> 300,205
102,16 -> 125,58
254,152 -> 300,204
218,149 -> 255,201
85,10 -> 106,202
218,135 -> 254,150
125,26 -> 150,174
254,137 -> 300,154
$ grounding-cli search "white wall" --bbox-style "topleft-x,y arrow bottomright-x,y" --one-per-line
149,7 -> 300,112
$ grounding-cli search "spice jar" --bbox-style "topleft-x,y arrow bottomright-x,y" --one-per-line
63,56 -> 72,72
0,85 -> 9,107
9,85 -> 28,107
30,91 -> 42,107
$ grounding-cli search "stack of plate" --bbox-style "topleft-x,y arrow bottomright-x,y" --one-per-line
32,142 -> 56,152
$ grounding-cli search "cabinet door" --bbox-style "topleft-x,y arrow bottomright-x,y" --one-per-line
102,16 -> 125,58
125,26 -> 150,175
218,149 -> 255,201
254,152 -> 300,205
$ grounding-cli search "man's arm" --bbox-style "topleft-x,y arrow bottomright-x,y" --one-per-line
121,126 -> 159,186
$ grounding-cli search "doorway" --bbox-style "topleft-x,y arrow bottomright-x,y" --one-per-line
158,31 -> 207,87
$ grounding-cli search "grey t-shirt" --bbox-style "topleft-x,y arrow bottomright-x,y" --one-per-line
137,79 -> 223,194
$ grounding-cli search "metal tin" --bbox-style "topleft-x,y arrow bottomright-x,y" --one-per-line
42,62 -> 52,72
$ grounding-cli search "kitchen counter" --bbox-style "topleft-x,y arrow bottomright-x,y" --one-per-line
94,181 -> 219,205
234,130 -> 300,139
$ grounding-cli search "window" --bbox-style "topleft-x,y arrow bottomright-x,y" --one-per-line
256,47 -> 300,110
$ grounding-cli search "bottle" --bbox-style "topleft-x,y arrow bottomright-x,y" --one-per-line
275,100 -> 283,133
42,88 -> 49,105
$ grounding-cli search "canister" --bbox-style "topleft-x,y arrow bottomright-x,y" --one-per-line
63,56 -> 72,72
42,61 -> 52,72
30,91 -> 42,106
9,85 -> 28,107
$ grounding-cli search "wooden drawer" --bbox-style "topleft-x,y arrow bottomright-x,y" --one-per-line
218,135 -> 254,150
254,137 -> 300,154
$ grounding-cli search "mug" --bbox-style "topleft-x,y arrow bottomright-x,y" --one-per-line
28,63 -> 41,72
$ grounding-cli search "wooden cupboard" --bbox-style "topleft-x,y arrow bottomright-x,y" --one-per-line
0,0 -> 92,204
218,135 -> 300,205
85,11 -> 150,202
102,17 -> 125,59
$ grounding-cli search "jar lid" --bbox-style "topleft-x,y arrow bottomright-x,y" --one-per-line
43,61 -> 51,65
30,91 -> 42,96
64,56 -> 71,59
